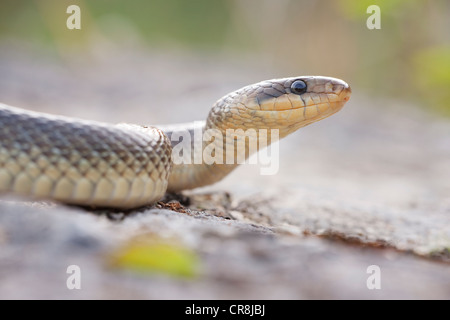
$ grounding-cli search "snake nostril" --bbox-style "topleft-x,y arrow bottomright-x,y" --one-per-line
332,84 -> 341,93
332,81 -> 351,95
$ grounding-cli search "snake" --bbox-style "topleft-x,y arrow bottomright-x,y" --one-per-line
0,76 -> 351,209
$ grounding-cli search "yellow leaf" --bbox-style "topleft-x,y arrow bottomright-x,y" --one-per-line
110,236 -> 200,278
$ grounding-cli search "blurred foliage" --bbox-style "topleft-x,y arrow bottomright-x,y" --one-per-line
0,0 -> 449,114
109,235 -> 200,278
339,0 -> 420,18
0,0 -> 236,48
338,0 -> 450,115
412,46 -> 450,115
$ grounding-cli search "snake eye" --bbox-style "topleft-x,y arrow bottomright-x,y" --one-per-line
290,80 -> 307,95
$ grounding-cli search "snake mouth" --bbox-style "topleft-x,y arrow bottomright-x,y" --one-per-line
247,86 -> 351,125
248,92 -> 348,112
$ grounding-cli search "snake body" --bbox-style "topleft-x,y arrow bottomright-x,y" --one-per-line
0,76 -> 351,209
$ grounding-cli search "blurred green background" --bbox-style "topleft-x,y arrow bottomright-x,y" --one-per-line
0,0 -> 449,114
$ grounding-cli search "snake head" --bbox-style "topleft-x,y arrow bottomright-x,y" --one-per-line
210,76 -> 351,138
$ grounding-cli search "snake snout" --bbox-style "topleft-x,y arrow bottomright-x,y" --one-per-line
339,83 -> 351,102
326,77 -> 351,102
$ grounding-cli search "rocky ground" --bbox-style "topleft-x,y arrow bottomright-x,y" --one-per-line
0,43 -> 449,299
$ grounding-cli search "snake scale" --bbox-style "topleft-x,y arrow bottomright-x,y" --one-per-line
0,76 -> 351,209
